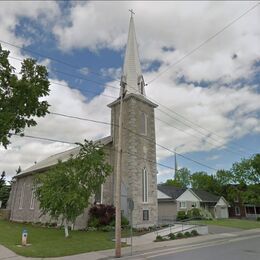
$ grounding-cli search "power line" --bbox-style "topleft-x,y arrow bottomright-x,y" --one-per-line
8,54 -> 253,156
7,53 -> 253,157
47,111 -> 219,171
0,39 -> 121,83
5,5 -> 257,155
9,132 -> 176,171
146,2 -> 260,84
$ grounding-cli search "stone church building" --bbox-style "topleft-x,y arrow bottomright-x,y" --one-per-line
7,15 -> 158,229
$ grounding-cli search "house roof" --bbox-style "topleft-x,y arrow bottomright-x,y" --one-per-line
157,185 -> 186,200
190,189 -> 220,202
16,136 -> 112,178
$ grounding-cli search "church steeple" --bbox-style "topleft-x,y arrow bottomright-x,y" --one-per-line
120,12 -> 145,96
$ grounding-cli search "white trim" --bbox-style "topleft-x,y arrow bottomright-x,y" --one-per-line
235,206 -> 240,216
100,184 -> 103,204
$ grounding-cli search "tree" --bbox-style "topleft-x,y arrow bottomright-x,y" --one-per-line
34,140 -> 112,237
0,171 -> 11,208
164,179 -> 183,188
0,44 -> 50,148
174,168 -> 191,188
190,171 -> 220,193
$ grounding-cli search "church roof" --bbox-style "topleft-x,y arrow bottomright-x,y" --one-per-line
121,14 -> 144,96
16,136 -> 112,178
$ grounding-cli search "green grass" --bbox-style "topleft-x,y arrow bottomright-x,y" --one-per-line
0,220 -> 118,257
199,219 -> 260,229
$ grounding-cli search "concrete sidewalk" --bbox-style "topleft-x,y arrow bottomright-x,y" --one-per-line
1,228 -> 260,260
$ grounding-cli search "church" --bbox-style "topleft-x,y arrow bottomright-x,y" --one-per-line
7,15 -> 159,229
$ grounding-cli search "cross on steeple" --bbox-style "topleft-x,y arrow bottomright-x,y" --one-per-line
129,9 -> 135,17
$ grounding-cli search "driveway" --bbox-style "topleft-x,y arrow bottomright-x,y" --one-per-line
207,224 -> 242,234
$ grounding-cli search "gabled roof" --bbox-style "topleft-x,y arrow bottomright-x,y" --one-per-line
157,184 -> 186,200
190,189 -> 220,202
16,136 -> 112,178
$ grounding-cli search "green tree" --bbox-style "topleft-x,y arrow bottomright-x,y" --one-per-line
0,44 -> 50,148
164,179 -> 183,188
0,171 -> 11,208
34,140 -> 112,237
174,168 -> 191,188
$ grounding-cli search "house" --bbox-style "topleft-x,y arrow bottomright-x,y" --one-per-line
7,14 -> 158,229
158,185 -> 229,220
229,202 -> 260,219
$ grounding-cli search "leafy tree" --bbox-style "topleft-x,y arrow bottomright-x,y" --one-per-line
0,171 -> 11,208
34,140 -> 112,237
164,179 -> 183,188
174,168 -> 191,188
0,44 -> 50,148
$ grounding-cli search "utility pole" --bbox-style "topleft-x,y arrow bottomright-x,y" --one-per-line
115,83 -> 126,258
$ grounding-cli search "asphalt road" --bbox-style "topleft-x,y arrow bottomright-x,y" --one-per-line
148,235 -> 260,260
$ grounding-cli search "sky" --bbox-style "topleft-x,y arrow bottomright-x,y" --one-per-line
0,1 -> 259,183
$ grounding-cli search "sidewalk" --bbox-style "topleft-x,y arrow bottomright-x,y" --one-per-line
1,228 -> 260,260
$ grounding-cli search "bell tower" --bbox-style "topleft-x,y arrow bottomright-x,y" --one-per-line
108,14 -> 158,227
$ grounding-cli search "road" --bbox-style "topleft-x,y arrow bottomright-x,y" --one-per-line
123,234 -> 260,260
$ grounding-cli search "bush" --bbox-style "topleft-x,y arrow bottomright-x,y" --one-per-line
176,211 -> 187,221
176,232 -> 184,239
169,233 -> 175,240
88,204 -> 115,227
186,208 -> 213,220
184,231 -> 191,237
121,215 -> 129,227
88,217 -> 100,228
155,235 -> 164,242
191,229 -> 199,236
257,217 -> 260,221
100,225 -> 113,232
187,208 -> 201,219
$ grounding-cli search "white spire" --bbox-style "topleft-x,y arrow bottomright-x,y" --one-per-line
121,13 -> 145,96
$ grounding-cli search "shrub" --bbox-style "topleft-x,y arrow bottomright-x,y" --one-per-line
176,211 -> 187,221
186,208 -> 213,220
100,225 -> 113,232
169,233 -> 175,240
121,215 -> 129,227
191,229 -> 199,236
176,232 -> 184,239
155,235 -> 164,242
257,217 -> 260,221
88,204 -> 115,227
184,231 -> 191,237
88,217 -> 100,228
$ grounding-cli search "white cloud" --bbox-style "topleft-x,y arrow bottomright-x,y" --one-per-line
1,1 -> 260,182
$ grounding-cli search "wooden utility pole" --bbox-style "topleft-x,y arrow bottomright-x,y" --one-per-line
115,84 -> 125,258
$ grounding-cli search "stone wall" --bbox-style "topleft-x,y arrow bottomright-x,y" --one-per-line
110,94 -> 158,227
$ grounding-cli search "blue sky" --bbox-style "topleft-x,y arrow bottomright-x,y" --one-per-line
0,1 -> 259,182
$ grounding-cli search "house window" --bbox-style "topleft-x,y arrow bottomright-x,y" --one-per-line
142,168 -> 148,203
180,201 -> 186,208
140,112 -> 147,135
143,210 -> 149,221
235,206 -> 240,216
30,188 -> 35,210
19,183 -> 25,210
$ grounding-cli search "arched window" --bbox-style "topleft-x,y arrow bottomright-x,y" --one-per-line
142,168 -> 148,203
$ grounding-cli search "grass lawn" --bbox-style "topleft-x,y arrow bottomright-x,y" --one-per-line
0,220 -> 118,257
199,219 -> 260,229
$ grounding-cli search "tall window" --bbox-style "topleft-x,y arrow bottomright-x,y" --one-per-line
142,168 -> 148,203
19,183 -> 25,209
140,112 -> 147,135
143,210 -> 149,221
30,188 -> 35,210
